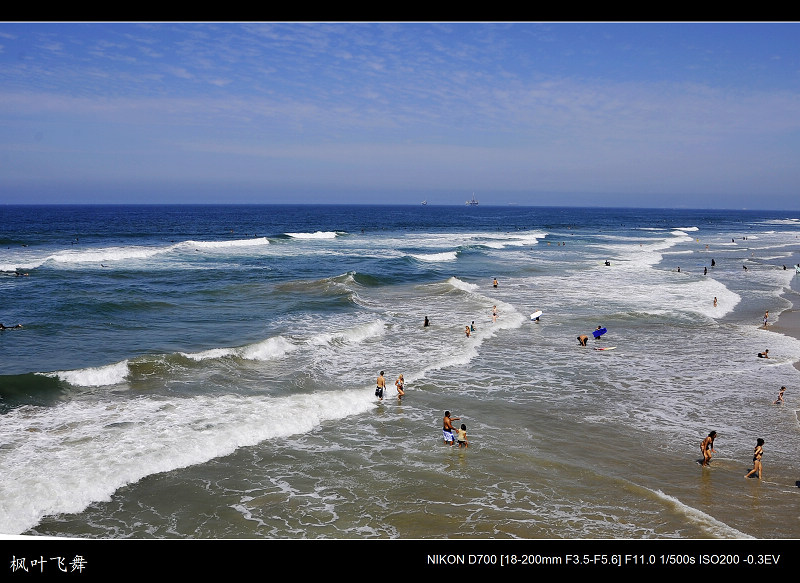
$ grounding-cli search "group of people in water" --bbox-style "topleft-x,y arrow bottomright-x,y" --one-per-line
701,383 -> 788,482
701,430 -> 767,481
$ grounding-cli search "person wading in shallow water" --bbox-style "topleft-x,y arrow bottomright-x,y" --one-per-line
442,411 -> 460,446
700,431 -> 717,466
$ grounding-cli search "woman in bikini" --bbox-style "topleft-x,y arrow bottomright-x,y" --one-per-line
744,438 -> 764,480
700,431 -> 717,466
395,374 -> 405,399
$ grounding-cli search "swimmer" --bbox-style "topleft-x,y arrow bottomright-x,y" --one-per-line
577,335 -> 588,347
744,438 -> 765,481
0,323 -> 23,330
465,326 -> 471,338
395,374 -> 405,399
492,306 -> 498,323
757,349 -> 769,359
701,431 -> 717,467
470,321 -> 475,332
493,278 -> 498,288
773,386 -> 786,404
713,297 -> 717,307
424,316 -> 430,327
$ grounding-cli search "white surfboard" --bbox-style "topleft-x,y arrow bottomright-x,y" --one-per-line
530,310 -> 542,321
594,346 -> 616,351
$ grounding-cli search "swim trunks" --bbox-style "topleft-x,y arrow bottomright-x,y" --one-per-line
375,387 -> 384,398
442,429 -> 454,442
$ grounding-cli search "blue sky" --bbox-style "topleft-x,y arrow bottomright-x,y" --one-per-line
1,22 -> 799,208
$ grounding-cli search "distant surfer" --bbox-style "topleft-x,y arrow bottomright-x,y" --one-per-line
577,335 -> 588,347
424,316 -> 430,327
773,386 -> 786,404
711,259 -> 716,267
704,267 -> 707,275
700,431 -> 717,467
757,349 -> 769,359
604,260 -> 611,266
744,438 -> 764,481
470,321 -> 475,332
443,411 -> 460,446
0,323 -> 23,330
763,310 -> 769,328
395,374 -> 405,399
375,371 -> 386,400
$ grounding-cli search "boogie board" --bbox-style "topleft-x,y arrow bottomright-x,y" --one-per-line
530,311 -> 542,321
592,327 -> 607,338
594,346 -> 616,351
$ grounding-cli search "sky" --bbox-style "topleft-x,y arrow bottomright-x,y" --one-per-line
1,22 -> 799,209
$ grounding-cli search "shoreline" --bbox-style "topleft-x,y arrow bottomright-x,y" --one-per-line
772,260 -> 800,373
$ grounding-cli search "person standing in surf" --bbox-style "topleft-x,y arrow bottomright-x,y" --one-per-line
395,374 -> 405,399
701,431 -> 717,466
773,386 -> 786,404
443,411 -> 460,446
763,310 -> 769,328
492,306 -> 498,323
375,371 -> 386,401
745,438 -> 764,480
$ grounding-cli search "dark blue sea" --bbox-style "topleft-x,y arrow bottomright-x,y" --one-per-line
1,204 -> 799,538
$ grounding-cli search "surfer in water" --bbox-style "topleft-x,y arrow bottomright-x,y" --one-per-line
758,349 -> 769,359
773,386 -> 786,404
424,316 -> 430,327
0,323 -> 23,330
700,431 -> 717,467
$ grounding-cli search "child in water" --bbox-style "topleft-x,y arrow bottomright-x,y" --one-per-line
457,424 -> 468,448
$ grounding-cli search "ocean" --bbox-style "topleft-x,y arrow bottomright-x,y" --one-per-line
1,204 -> 799,540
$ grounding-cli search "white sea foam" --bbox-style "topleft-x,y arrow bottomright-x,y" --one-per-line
181,336 -> 296,362
409,251 -> 458,262
310,320 -> 387,345
286,231 -> 340,239
447,276 -> 479,293
651,490 -> 753,539
42,361 -> 130,387
180,238 -> 270,250
0,387 -> 374,534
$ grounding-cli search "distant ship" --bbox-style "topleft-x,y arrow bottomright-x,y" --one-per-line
421,200 -> 427,206
466,193 -> 479,206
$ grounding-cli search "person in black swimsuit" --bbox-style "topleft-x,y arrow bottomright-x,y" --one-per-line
745,438 -> 764,480
701,431 -> 717,466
